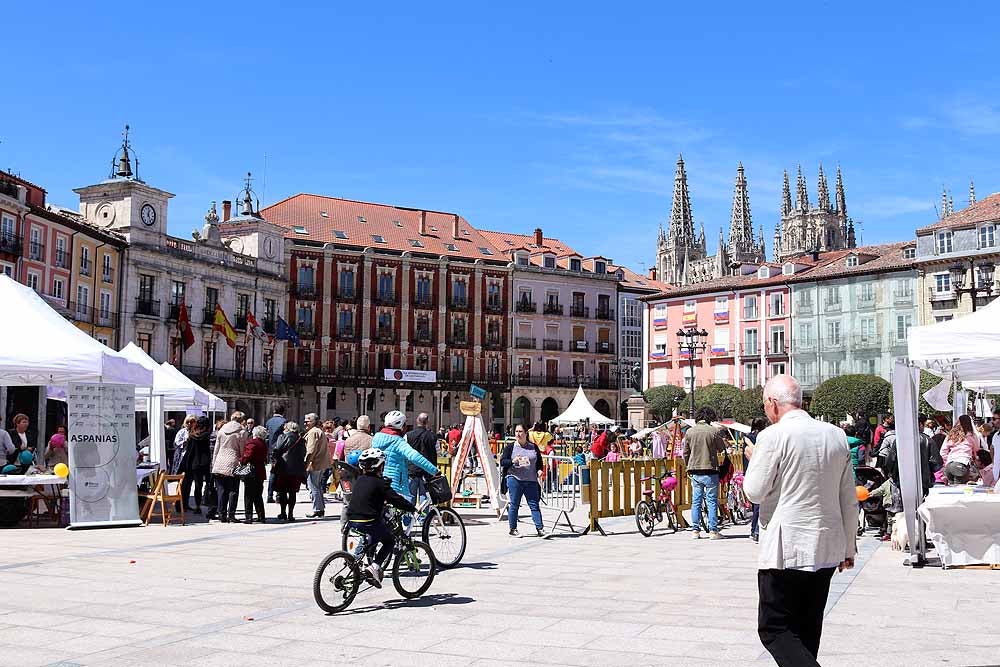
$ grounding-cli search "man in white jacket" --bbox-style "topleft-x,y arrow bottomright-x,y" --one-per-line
744,374 -> 858,667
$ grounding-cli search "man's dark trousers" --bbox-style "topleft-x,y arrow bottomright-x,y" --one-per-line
758,566 -> 836,667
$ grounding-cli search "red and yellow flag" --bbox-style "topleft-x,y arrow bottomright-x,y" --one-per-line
212,304 -> 238,349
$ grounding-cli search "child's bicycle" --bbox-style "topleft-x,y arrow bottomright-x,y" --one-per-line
635,470 -> 681,537
337,462 -> 467,570
313,506 -> 436,613
725,471 -> 751,525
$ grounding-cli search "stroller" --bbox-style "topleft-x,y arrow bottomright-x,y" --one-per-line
855,465 -> 888,536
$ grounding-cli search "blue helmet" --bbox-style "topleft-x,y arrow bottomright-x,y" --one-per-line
346,449 -> 363,466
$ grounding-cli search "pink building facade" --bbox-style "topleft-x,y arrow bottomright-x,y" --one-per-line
643,264 -> 798,394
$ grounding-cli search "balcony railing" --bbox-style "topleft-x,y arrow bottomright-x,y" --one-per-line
516,301 -> 537,313
293,283 -> 317,300
80,260 -> 91,277
742,308 -> 758,320
283,368 -> 509,388
0,233 -> 22,256
166,302 -> 189,321
54,250 -> 69,268
413,330 -> 432,345
740,344 -> 760,357
102,267 -> 114,284
296,323 -> 316,338
202,306 -> 217,326
514,375 -> 616,390
375,290 -> 397,306
28,242 -> 44,262
446,334 -> 469,347
414,295 -> 435,309
135,298 -> 160,318
928,286 -> 957,301
893,290 -> 913,304
337,288 -> 359,301
0,181 -> 19,199
794,339 -> 817,352
515,336 -> 536,349
766,343 -> 787,357
853,335 -> 881,350
856,292 -> 876,309
485,300 -> 503,313
543,338 -> 563,351
596,341 -> 614,354
708,345 -> 735,358
767,307 -> 786,318
570,305 -> 589,318
336,327 -> 357,341
595,308 -> 614,321
825,299 -> 842,312
374,328 -> 394,343
796,300 -> 813,314
543,302 -> 563,315
67,304 -> 116,327
449,297 -> 469,311
571,339 -> 589,352
235,314 -> 248,331
825,337 -> 845,349
484,337 -> 504,350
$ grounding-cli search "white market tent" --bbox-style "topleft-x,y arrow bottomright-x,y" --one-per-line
549,386 -> 615,425
119,343 -> 210,410
908,297 -> 1000,391
159,362 -> 227,413
0,275 -> 152,387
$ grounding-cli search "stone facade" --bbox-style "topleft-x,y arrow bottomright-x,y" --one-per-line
774,164 -> 856,261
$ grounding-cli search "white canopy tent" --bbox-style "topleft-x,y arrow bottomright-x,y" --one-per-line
158,362 -> 227,413
0,275 -> 152,387
119,343 -> 210,410
549,386 -> 615,425
908,297 -> 1000,391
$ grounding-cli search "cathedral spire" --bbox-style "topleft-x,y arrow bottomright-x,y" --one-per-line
816,163 -> 830,211
781,170 -> 792,217
834,164 -> 846,216
668,155 -> 695,246
970,179 -> 977,206
759,225 -> 767,260
729,162 -> 753,250
795,165 -> 809,211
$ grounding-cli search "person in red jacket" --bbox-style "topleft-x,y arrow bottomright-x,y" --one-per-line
591,427 -> 610,459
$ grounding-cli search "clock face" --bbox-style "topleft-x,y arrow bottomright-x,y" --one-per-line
263,237 -> 275,258
140,204 -> 156,227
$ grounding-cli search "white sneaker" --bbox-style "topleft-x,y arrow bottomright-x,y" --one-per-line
709,531 -> 722,540
692,530 -> 701,539
365,563 -> 383,589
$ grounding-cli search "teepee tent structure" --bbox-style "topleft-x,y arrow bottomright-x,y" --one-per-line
549,386 -> 615,425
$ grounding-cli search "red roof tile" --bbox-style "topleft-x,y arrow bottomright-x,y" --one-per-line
259,193 -> 507,262
478,229 -> 584,258
916,193 -> 1000,233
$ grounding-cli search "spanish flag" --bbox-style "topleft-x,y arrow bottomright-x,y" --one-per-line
212,304 -> 238,349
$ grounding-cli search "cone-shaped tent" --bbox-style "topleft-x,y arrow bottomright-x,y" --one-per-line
549,386 -> 615,425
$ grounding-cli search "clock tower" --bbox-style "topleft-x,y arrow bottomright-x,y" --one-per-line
73,125 -> 174,243
219,172 -> 286,277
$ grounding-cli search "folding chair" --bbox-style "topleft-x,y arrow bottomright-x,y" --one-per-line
144,473 -> 186,526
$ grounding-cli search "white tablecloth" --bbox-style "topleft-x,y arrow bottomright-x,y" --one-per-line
0,475 -> 67,487
918,487 -> 1000,567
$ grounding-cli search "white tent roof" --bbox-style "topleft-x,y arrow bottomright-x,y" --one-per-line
549,386 -> 615,425
159,363 -> 227,412
0,276 -> 152,387
908,298 -> 1000,391
118,343 -> 210,410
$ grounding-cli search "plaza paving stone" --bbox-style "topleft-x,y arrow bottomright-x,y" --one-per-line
0,494 -> 996,666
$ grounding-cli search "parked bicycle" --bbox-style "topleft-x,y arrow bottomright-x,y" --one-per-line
635,470 -> 681,537
314,506 -> 436,613
726,471 -> 751,525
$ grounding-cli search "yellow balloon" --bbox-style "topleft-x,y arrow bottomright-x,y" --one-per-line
54,463 -> 69,478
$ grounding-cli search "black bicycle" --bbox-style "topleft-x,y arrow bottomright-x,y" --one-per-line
313,507 -> 436,614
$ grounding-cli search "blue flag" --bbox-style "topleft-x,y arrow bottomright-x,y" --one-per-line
275,317 -> 300,347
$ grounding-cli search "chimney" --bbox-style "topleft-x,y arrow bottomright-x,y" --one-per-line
452,214 -> 460,240
649,267 -> 657,281
534,227 -> 543,246
222,200 -> 232,222
419,211 -> 427,236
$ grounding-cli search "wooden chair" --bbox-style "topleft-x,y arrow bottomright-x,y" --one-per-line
144,473 -> 186,526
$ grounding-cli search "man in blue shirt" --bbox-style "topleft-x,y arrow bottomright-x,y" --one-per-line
264,406 -> 287,503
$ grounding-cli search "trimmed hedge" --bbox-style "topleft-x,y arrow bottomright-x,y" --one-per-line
810,374 -> 891,422
644,384 -> 686,421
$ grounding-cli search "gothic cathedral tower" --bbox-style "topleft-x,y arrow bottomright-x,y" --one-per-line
773,164 -> 856,261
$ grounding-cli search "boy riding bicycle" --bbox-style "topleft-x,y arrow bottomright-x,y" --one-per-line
346,448 -> 417,588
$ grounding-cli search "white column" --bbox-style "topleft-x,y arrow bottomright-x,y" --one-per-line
317,386 -> 331,420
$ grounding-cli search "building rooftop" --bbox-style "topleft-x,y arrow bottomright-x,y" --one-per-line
916,193 -> 1000,234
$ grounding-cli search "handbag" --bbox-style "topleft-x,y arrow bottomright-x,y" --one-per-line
427,475 -> 453,505
233,462 -> 256,480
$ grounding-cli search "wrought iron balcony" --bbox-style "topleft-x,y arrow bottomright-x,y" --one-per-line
449,297 -> 469,311
796,300 -> 813,315
296,323 -> 316,338
515,336 -> 536,349
413,331 -> 432,345
740,344 -> 760,357
375,290 -> 397,306
375,327 -> 394,343
27,242 -> 45,262
54,250 -> 69,268
766,343 -> 787,357
742,308 -> 758,320
102,268 -> 114,284
485,300 -> 503,313
853,335 -> 881,350
166,302 -> 189,321
571,339 -> 589,352
235,314 -> 248,331
202,307 -> 217,326
570,305 -> 589,318
337,287 -> 358,302
80,260 -> 91,277
596,341 -> 615,354
414,295 -> 435,309
515,300 -> 536,313
892,289 -> 914,304
135,298 -> 160,318
856,292 -> 876,309
543,338 -> 563,351
0,233 -> 22,256
293,283 -> 317,300
484,337 -> 504,350
263,317 -> 276,334
336,327 -> 357,341
595,308 -> 614,321
543,302 -> 563,315
446,334 -> 469,348
927,286 -> 957,301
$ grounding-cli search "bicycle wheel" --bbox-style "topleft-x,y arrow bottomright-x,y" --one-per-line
313,551 -> 360,614
421,508 -> 467,569
664,501 -> 679,533
728,490 -> 749,525
392,540 -> 436,599
635,500 -> 656,537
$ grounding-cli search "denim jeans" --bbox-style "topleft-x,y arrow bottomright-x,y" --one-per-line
751,503 -> 760,537
507,476 -> 543,532
350,518 -> 394,566
409,476 -> 428,505
307,470 -> 326,513
690,473 -> 720,533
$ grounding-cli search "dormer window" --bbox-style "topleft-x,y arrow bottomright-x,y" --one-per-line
408,239 -> 423,248
979,224 -> 996,248
445,243 -> 459,252
569,258 -> 581,271
543,254 -> 556,269
845,255 -> 858,268
357,216 -> 367,223
595,260 -> 606,274
371,235 -> 386,244
333,230 -> 348,239
782,263 -> 794,275
903,247 -> 916,259
936,230 -> 953,254
758,266 -> 769,278
394,220 -> 403,227
479,247 -> 494,255
319,211 -> 329,218
515,252 -> 529,266
616,270 -> 625,280
293,225 -> 308,235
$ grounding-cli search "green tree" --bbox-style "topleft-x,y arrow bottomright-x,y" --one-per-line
693,383 -> 742,418
732,386 -> 766,425
810,374 -> 892,422
644,384 -> 686,422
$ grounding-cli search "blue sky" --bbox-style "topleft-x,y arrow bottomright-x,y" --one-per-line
3,2 -> 999,272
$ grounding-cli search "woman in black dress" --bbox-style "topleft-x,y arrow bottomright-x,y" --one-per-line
181,417 -> 213,514
271,422 -> 306,522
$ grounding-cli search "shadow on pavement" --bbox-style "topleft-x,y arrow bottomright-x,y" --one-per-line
338,593 -> 476,615
453,561 -> 497,570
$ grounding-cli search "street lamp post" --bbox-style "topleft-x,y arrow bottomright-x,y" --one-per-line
676,327 -> 709,418
951,260 -> 995,312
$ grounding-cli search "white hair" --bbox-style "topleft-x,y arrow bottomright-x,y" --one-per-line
230,411 -> 245,422
763,374 -> 802,407
305,413 -> 319,423
252,425 -> 268,440
285,421 -> 300,432
356,415 -> 371,432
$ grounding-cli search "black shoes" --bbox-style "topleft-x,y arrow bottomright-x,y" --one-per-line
306,511 -> 325,518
